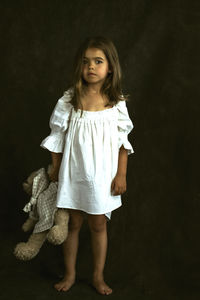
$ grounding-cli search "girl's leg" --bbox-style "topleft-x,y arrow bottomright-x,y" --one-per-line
54,209 -> 84,292
88,214 -> 112,295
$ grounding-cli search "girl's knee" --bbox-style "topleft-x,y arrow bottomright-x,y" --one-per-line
88,215 -> 107,233
68,210 -> 84,232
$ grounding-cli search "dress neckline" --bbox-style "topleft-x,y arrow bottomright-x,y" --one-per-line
77,106 -> 115,113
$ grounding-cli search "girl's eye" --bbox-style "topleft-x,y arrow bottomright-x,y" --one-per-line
96,60 -> 103,64
83,60 -> 88,64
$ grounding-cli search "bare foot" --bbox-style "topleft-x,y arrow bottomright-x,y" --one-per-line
54,275 -> 75,292
93,277 -> 113,295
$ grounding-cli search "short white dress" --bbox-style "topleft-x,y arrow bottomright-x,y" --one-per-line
40,89 -> 134,219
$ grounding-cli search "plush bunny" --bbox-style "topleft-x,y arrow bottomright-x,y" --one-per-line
14,166 -> 69,261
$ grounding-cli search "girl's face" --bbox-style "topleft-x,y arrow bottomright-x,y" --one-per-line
82,48 -> 111,87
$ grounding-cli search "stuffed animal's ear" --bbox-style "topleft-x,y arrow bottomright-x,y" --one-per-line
23,182 -> 32,195
22,170 -> 37,195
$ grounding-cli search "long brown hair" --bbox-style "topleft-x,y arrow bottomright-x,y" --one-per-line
68,36 -> 127,110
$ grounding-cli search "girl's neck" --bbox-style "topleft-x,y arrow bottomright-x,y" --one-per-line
80,85 -> 110,111
84,84 -> 102,96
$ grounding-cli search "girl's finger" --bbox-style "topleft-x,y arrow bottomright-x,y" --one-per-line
114,187 -> 120,195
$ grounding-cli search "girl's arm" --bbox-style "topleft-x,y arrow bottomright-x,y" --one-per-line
111,146 -> 128,195
49,152 -> 63,182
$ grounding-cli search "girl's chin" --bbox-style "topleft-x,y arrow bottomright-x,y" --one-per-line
85,79 -> 101,84
85,76 -> 98,81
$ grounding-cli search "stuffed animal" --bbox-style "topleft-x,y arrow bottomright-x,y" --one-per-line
14,166 -> 69,261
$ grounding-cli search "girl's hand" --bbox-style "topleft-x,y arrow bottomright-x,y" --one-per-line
111,174 -> 127,196
48,167 -> 59,182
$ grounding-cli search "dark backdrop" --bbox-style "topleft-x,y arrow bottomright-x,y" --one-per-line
1,1 -> 200,299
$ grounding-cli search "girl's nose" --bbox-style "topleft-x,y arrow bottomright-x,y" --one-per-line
89,63 -> 94,69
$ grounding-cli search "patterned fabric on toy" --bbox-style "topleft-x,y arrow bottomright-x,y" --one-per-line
33,182 -> 58,233
23,167 -> 58,234
23,168 -> 49,213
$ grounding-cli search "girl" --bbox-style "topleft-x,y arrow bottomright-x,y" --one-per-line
40,36 -> 134,295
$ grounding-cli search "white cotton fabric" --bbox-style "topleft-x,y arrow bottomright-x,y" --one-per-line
40,89 -> 134,219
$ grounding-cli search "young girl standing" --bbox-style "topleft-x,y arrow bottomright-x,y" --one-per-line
41,36 -> 134,295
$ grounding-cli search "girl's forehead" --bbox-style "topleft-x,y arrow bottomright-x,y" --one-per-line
84,47 -> 106,59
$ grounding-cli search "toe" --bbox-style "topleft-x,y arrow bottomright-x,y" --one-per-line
105,286 -> 112,295
54,285 -> 60,291
106,288 -> 112,295
54,282 -> 64,292
100,288 -> 106,295
93,280 -> 112,295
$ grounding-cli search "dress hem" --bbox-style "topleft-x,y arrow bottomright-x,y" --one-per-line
56,203 -> 122,220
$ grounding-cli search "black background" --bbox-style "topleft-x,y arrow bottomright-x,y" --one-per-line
1,0 -> 200,299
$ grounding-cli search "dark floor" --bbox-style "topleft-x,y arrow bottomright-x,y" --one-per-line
1,232 -> 146,300
1,227 -> 200,300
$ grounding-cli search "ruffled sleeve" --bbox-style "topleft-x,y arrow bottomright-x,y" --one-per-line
116,100 -> 134,155
40,89 -> 73,153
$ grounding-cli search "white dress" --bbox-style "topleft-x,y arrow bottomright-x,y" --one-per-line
40,89 -> 134,219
